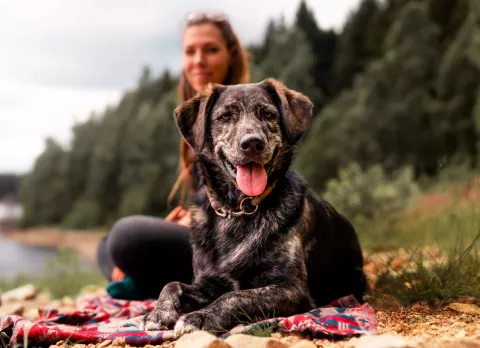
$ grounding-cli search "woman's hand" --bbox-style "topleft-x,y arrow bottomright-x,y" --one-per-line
177,210 -> 191,227
111,266 -> 126,282
165,206 -> 191,227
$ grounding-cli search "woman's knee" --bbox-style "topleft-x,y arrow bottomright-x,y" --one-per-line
106,215 -> 146,265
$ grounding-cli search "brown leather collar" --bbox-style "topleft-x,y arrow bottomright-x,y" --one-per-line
206,181 -> 276,219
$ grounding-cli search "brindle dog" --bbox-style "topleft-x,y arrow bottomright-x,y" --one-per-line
140,78 -> 367,335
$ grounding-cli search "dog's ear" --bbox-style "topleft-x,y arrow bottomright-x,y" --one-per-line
174,83 -> 223,153
260,78 -> 313,145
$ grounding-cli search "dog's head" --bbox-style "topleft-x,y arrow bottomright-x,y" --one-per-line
174,78 -> 313,197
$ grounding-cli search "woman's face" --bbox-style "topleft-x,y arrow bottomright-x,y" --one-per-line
182,23 -> 232,92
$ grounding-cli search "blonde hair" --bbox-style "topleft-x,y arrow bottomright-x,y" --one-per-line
168,15 -> 250,207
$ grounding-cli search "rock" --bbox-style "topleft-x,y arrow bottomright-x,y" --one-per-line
60,296 -> 76,307
112,338 -> 126,347
265,340 -> 289,348
225,334 -> 284,348
344,337 -> 360,348
206,340 -> 233,348
25,308 -> 40,321
290,340 -> 317,348
354,334 -> 418,348
278,335 -> 303,346
0,284 -> 36,303
448,303 -> 480,316
97,340 -> 112,348
176,331 -> 225,348
0,303 -> 24,316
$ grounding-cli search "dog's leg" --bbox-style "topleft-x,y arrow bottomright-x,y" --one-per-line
174,284 -> 312,335
140,278 -> 231,331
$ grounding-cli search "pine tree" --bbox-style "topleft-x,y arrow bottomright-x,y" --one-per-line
436,0 -> 480,164
294,0 -> 337,108
19,138 -> 70,226
332,0 -> 380,92
256,28 -> 322,108
296,2 -> 443,189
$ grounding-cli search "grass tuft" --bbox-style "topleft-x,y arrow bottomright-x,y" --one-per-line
361,182 -> 480,307
233,307 -> 277,337
368,232 -> 480,306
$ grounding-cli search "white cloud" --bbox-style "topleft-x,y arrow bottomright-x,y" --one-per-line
0,0 -> 360,174
0,79 -> 121,173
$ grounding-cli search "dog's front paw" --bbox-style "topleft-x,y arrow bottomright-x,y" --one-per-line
174,311 -> 221,336
139,309 -> 177,331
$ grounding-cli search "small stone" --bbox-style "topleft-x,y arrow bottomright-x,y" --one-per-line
25,308 -> 40,321
61,296 -> 76,307
344,337 -> 359,348
465,325 -> 477,336
266,340 -> 289,348
393,324 -> 403,332
176,331 -> 219,348
280,335 -> 303,345
0,284 -> 36,302
453,322 -> 468,328
449,303 -> 480,316
206,340 -> 232,348
290,340 -> 317,348
0,303 -> 24,316
225,334 -> 282,348
98,340 -> 112,348
112,338 -> 126,347
354,334 -> 416,348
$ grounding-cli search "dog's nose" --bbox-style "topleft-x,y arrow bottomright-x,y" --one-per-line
239,134 -> 265,155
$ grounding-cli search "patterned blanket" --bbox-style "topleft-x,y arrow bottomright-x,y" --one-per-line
0,294 -> 378,347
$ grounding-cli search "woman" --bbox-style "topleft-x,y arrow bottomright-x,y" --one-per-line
96,11 -> 250,300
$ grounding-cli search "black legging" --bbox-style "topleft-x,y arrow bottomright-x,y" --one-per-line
96,215 -> 194,299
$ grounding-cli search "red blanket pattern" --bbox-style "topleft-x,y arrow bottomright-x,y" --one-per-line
0,294 -> 377,347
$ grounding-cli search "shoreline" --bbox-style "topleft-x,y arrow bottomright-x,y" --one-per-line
2,228 -> 107,262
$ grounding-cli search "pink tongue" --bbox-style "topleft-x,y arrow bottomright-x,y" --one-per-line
236,163 -> 268,196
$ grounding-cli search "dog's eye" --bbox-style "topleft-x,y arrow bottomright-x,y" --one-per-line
263,112 -> 275,120
219,114 -> 231,121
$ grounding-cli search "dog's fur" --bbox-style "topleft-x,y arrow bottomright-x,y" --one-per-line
140,78 -> 367,335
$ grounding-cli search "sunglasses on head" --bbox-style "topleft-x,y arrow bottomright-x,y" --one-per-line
185,11 -> 228,24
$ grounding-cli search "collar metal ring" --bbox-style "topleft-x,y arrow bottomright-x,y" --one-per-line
239,197 -> 259,215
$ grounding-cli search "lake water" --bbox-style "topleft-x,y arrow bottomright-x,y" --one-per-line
0,235 -> 94,280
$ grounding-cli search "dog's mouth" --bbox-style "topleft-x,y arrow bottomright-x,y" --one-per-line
222,155 -> 238,178
221,150 -> 277,197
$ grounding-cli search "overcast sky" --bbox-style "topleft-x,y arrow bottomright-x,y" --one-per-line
0,0 -> 360,174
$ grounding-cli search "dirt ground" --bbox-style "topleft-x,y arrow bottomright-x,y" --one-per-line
10,294 -> 480,348
3,229 -> 480,347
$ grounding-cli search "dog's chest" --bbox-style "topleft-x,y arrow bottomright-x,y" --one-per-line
192,209 -> 273,268
215,215 -> 278,271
